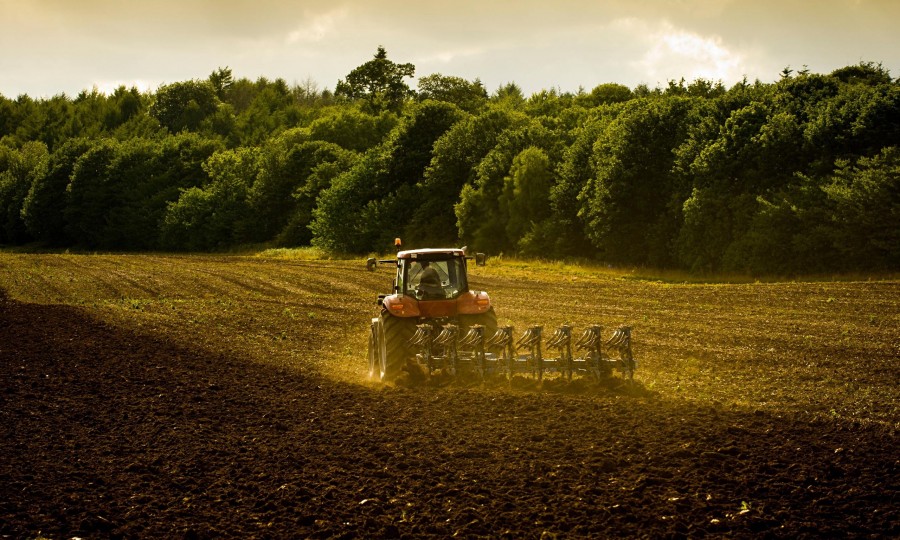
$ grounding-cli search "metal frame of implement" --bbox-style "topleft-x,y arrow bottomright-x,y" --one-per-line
408,323 -> 636,381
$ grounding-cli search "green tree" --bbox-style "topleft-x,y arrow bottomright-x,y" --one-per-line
824,147 -> 900,269
720,181 -> 835,276
417,74 -> 488,113
104,86 -> 144,129
68,89 -> 111,140
311,100 -> 465,252
676,187 -> 757,272
104,134 -> 220,250
523,89 -> 577,120
151,80 -> 220,133
456,119 -> 562,253
21,138 -> 93,245
407,107 -> 529,247
805,82 -> 900,167
63,135 -> 219,250
100,138 -> 167,249
492,82 -> 525,109
0,141 -> 49,244
500,147 -> 553,251
551,107 -> 622,258
579,97 -> 698,266
335,46 -> 415,114
575,83 -> 633,108
830,62 -> 893,86
208,66 -> 235,100
64,139 -> 119,247
243,136 -> 356,244
307,108 -> 397,152
674,97 -> 806,271
275,142 -> 359,246
0,94 -> 13,140
160,147 -> 259,250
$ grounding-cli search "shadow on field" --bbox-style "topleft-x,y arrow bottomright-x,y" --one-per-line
1,288 -> 896,539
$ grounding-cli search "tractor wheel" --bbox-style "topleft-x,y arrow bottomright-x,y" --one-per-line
374,311 -> 416,382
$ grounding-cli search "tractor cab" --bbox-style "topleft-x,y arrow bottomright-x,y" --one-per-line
397,249 -> 468,301
367,247 -> 489,319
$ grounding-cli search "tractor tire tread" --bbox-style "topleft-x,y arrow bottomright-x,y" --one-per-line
381,311 -> 415,380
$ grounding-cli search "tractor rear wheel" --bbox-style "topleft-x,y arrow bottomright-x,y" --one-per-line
367,320 -> 379,380
374,311 -> 416,382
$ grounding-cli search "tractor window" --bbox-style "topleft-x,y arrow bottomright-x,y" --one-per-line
405,258 -> 467,300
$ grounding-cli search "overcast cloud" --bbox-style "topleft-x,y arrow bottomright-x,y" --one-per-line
2,0 -> 898,98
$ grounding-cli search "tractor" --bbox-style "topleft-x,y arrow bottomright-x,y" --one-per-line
366,247 -> 495,381
365,245 -> 637,384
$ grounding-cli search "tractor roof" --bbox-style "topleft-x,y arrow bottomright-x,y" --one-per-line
397,248 -> 466,259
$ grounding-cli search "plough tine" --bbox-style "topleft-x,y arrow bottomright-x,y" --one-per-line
515,325 -> 542,349
484,326 -> 515,381
408,324 -> 432,347
606,327 -> 629,348
544,325 -> 574,380
457,325 -> 487,380
605,326 -> 635,381
575,325 -> 603,350
433,324 -> 459,346
484,326 -> 512,349
514,326 -> 544,380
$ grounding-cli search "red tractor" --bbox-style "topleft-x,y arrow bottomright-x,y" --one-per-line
366,247 -> 496,381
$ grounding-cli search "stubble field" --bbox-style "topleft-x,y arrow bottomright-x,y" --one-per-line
0,252 -> 897,538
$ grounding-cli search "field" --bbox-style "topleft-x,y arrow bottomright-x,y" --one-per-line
1,252 -> 897,538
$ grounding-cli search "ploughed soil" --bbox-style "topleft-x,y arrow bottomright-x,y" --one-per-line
1,289 -> 897,539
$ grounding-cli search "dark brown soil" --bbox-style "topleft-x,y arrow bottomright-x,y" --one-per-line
1,290 -> 897,538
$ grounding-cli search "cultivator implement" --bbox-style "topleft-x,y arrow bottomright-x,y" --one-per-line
407,323 -> 636,382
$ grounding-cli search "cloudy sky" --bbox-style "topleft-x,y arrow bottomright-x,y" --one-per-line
2,0 -> 898,98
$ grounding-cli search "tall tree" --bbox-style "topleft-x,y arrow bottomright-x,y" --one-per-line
335,46 -> 415,114
575,83 -> 633,108
307,108 -> 398,152
492,83 -> 525,109
160,147 -> 259,251
64,139 -> 119,247
208,67 -> 234,100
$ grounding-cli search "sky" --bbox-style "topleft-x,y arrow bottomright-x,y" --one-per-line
1,0 -> 898,98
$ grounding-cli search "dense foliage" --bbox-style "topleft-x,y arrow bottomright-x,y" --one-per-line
1,51 -> 898,275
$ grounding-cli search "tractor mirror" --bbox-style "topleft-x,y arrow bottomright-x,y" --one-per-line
366,257 -> 377,271
475,253 -> 487,266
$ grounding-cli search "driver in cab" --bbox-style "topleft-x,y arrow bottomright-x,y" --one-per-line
415,261 -> 444,299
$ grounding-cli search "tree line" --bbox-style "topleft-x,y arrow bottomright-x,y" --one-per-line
1,48 -> 898,275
